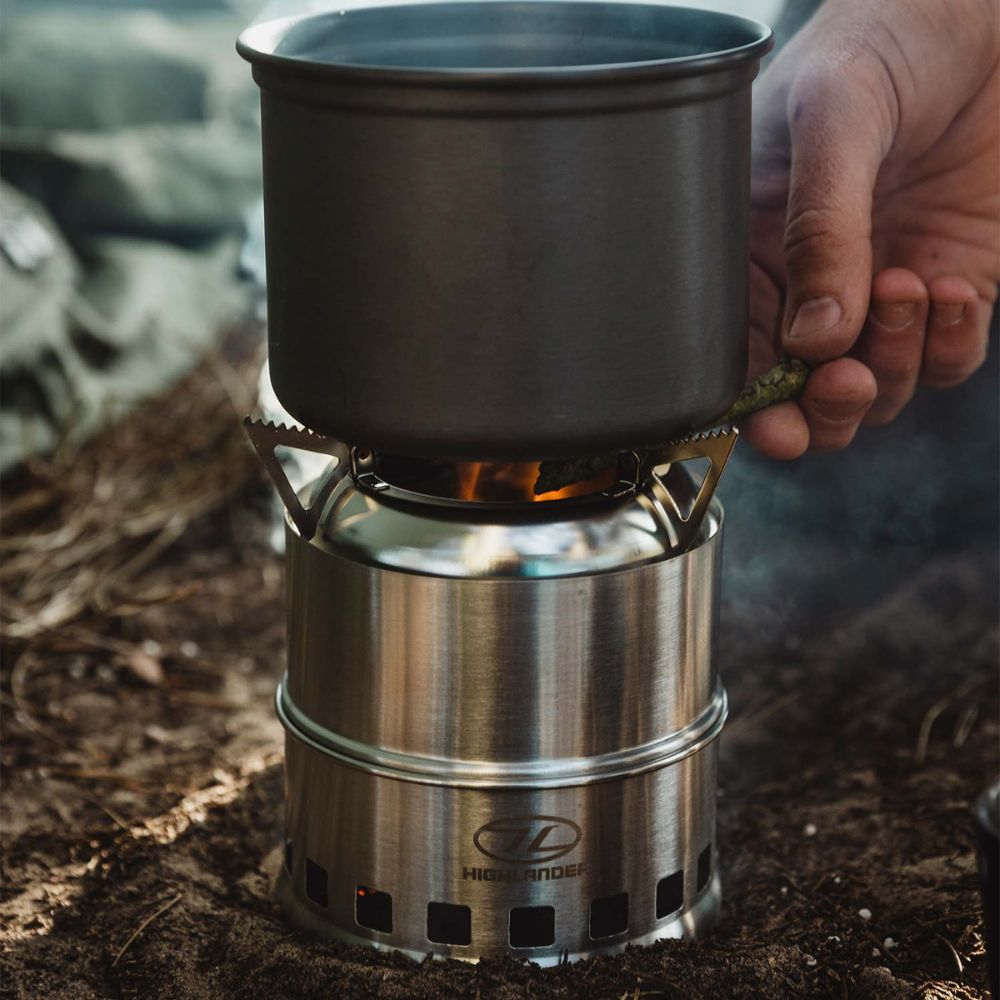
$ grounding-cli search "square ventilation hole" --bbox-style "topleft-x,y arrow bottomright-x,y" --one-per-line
656,870 -> 683,919
427,902 -> 472,945
509,906 -> 555,948
305,858 -> 328,908
589,892 -> 628,939
697,845 -> 712,893
356,886 -> 393,933
284,839 -> 293,876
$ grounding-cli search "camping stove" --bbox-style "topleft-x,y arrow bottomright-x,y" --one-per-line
246,422 -> 737,964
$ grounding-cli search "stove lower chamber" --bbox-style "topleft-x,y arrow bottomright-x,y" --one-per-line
257,438 -> 732,965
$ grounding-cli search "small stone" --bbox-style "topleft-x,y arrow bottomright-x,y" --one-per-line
144,724 -> 170,744
883,937 -> 897,950
803,823 -> 818,837
805,955 -> 817,967
871,947 -> 880,958
125,650 -> 164,686
180,640 -> 200,659
858,908 -> 872,921
780,886 -> 789,896
833,876 -> 842,884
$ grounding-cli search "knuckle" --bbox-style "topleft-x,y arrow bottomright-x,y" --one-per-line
803,397 -> 870,426
873,358 -> 920,388
806,404 -> 865,448
783,207 -> 835,253
782,207 -> 864,268
864,394 -> 909,426
924,345 -> 988,386
791,57 -> 872,109
809,431 -> 856,453
863,409 -> 898,428
790,64 -> 840,111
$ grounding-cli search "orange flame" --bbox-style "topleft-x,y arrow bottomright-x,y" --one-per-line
453,461 -> 614,503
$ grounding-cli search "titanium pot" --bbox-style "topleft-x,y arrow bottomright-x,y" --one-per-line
238,2 -> 773,460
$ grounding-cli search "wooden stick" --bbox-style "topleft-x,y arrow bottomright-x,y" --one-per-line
533,359 -> 810,495
111,894 -> 182,967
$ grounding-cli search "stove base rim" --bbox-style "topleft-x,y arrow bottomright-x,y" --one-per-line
274,868 -> 722,966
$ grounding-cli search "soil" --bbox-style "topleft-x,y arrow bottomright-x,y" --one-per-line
1,353 -> 997,999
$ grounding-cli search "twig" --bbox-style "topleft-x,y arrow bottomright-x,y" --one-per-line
915,697 -> 949,766
915,676 -> 984,764
725,691 -> 802,743
915,910 -> 983,930
111,894 -> 182,967
534,359 -> 810,494
937,934 -> 964,978
165,690 -> 245,710
91,798 -> 132,833
952,704 -> 978,749
52,768 -> 156,789
9,649 -> 68,749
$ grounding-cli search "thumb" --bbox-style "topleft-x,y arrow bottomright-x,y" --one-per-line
780,66 -> 890,362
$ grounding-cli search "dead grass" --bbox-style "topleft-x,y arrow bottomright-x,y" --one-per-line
1,332 -> 263,678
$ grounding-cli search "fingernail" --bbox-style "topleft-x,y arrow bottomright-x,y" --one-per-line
871,300 -> 917,330
809,397 -> 869,423
788,296 -> 842,342
933,302 -> 966,326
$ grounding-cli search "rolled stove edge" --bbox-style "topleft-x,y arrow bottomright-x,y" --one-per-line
275,676 -> 728,789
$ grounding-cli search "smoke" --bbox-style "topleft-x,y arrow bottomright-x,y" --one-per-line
720,333 -> 999,629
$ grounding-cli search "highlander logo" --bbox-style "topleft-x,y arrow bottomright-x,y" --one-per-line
472,815 -> 581,864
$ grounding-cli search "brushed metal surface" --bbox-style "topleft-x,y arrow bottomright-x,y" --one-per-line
276,676 -> 726,787
286,470 -> 723,763
277,474 -> 727,960
279,731 -> 721,964
238,2 -> 773,459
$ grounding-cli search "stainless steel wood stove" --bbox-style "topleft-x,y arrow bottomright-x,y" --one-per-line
246,426 -> 737,964
239,0 -> 770,968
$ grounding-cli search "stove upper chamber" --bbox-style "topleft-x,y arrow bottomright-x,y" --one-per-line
238,3 -> 773,461
305,456 -> 720,580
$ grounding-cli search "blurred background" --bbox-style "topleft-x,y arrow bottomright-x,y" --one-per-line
1,1 -> 996,997
1,0 -> 994,619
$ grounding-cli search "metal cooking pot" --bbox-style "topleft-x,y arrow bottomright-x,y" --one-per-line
238,2 -> 772,460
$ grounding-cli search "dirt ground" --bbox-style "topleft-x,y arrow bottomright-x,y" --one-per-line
1,349 -> 997,999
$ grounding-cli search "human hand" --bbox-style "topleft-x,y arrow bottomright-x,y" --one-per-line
744,0 -> 999,457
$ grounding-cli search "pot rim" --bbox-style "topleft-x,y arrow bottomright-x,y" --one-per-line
237,1 -> 773,89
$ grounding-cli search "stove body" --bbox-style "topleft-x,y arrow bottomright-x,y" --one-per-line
269,457 -> 728,963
